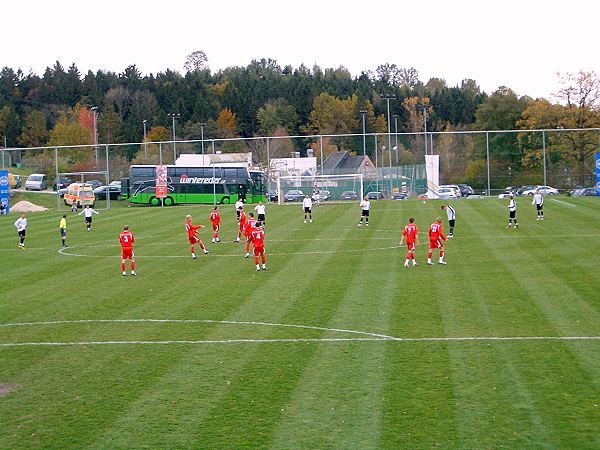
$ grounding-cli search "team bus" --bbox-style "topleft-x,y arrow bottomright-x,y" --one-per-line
126,165 -> 266,206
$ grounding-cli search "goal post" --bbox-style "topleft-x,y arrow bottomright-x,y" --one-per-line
276,174 -> 364,205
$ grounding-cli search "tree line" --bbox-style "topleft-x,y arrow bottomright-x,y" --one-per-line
0,53 -> 598,186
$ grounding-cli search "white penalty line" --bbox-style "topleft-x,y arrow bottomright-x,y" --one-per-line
550,198 -> 577,207
2,335 -> 600,348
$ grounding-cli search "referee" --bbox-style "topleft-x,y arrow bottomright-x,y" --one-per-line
441,205 -> 456,238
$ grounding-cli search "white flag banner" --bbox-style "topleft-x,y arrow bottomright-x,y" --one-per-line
425,155 -> 440,199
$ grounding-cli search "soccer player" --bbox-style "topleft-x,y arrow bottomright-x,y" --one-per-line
399,217 -> 419,267
251,224 -> 267,271
532,189 -> 544,220
303,194 -> 313,223
235,198 -> 244,221
209,206 -> 221,243
59,214 -> 68,247
235,206 -> 246,242
254,201 -> 266,227
358,196 -> 371,227
119,225 -> 136,276
441,205 -> 456,237
79,204 -> 99,231
244,212 -> 258,258
185,214 -> 210,258
312,185 -> 321,206
507,194 -> 519,228
427,217 -> 447,265
14,213 -> 27,249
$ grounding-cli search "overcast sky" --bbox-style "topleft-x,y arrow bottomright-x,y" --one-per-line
3,0 -> 597,100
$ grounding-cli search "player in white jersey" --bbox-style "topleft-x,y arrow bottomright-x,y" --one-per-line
235,199 -> 244,220
358,196 -> 371,226
303,195 -> 313,223
254,201 -> 266,227
532,189 -> 544,220
441,205 -> 456,237
507,195 -> 518,228
79,205 -> 99,231
14,213 -> 27,249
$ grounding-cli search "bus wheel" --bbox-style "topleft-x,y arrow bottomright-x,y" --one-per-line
221,197 -> 230,205
149,196 -> 160,206
164,196 -> 174,206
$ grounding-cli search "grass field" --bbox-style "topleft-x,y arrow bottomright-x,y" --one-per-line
1,196 -> 600,449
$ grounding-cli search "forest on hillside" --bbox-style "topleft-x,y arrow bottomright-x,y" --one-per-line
0,51 -> 598,187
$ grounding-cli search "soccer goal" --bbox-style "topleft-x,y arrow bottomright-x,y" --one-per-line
276,174 -> 364,205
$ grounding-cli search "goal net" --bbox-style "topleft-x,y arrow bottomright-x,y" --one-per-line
276,174 -> 364,205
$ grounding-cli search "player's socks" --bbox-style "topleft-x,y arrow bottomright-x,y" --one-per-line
310,219 -> 313,223
204,250 -> 209,254
404,260 -> 409,267
413,261 -> 418,267
131,271 -> 136,276
366,222 -> 368,226
122,271 -> 126,276
439,260 -> 447,265
121,263 -> 126,272
256,265 -> 260,271
427,259 -> 432,265
212,238 -> 216,243
192,253 -> 196,259
357,222 -> 362,226
262,264 -> 267,269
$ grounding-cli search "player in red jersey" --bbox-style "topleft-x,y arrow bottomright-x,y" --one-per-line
119,226 -> 136,276
244,212 -> 258,258
209,206 -> 221,243
427,217 -> 447,265
185,214 -> 209,259
235,206 -> 246,242
251,225 -> 267,271
399,217 -> 419,268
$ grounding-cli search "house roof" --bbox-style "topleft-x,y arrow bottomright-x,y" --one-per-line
322,151 -> 371,174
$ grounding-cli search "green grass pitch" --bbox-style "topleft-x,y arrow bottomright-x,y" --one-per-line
1,196 -> 600,448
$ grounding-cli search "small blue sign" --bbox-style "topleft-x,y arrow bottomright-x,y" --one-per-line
0,170 -> 9,214
596,153 -> 600,197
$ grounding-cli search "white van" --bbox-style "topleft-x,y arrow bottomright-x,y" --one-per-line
25,174 -> 48,191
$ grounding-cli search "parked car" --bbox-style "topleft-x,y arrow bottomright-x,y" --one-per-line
25,173 -> 48,190
64,183 -> 95,208
319,190 -> 331,201
438,187 -> 458,199
53,177 -> 72,190
267,190 -> 278,202
392,192 -> 408,200
283,189 -> 305,202
572,187 -> 598,196
366,191 -> 384,200
457,184 -> 475,196
9,173 -> 21,188
57,188 -> 68,197
94,185 -> 121,200
498,187 -> 516,199
109,180 -> 122,187
516,185 -> 537,196
521,185 -> 559,196
339,191 -> 358,201
86,179 -> 103,190
440,185 -> 462,197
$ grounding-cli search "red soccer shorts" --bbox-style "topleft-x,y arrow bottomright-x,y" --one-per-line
407,241 -> 416,252
429,239 -> 443,250
253,245 -> 265,256
188,235 -> 200,245
121,248 -> 134,259
212,223 -> 219,231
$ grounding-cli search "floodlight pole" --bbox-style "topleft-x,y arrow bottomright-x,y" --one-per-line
55,147 -> 60,211
91,107 -> 98,167
168,113 -> 180,162
359,109 -> 367,156
200,122 -> 206,155
143,120 -> 148,158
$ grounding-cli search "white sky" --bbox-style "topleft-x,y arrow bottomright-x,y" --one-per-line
3,0 -> 598,100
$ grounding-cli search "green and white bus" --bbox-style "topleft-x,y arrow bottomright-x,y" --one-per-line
126,165 -> 266,206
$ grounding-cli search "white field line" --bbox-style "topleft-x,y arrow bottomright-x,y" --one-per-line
0,319 -> 598,347
550,198 -> 577,207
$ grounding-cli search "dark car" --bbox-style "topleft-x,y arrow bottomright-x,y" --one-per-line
339,191 -> 358,201
267,190 -> 278,202
573,187 -> 598,196
319,190 -> 331,201
284,189 -> 305,202
94,185 -> 121,200
53,177 -> 72,190
392,192 -> 408,200
457,184 -> 475,197
366,191 -> 384,200
86,179 -> 103,190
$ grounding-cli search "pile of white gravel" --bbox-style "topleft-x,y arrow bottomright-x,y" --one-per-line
10,201 -> 49,213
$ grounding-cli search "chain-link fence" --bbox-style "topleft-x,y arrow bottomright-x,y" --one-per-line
2,128 -> 598,210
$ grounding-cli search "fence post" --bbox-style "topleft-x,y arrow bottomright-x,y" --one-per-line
105,144 -> 111,210
486,132 -> 491,196
159,142 -> 163,165
542,130 -> 547,186
319,136 -> 323,174
55,147 -> 60,211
